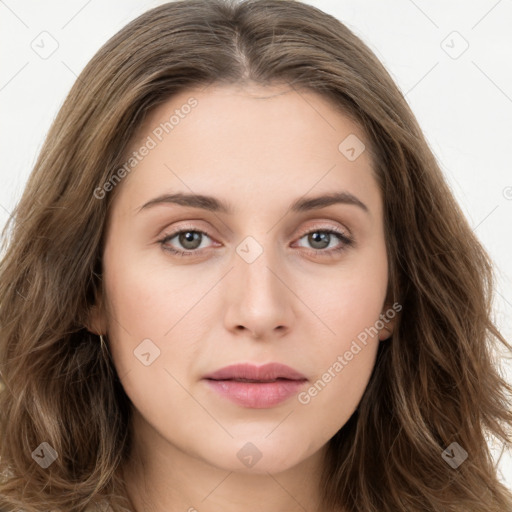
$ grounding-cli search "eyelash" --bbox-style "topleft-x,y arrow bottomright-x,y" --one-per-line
158,224 -> 354,258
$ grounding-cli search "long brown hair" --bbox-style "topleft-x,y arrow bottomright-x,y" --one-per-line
1,1 -> 511,510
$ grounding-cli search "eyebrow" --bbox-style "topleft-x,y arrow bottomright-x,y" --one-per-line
137,191 -> 369,215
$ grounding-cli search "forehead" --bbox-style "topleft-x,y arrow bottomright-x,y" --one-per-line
109,82 -> 381,219
130,82 -> 370,156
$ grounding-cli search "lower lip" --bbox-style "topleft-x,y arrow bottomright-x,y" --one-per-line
204,379 -> 307,408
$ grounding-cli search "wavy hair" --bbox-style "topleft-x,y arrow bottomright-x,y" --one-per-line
1,0 -> 511,510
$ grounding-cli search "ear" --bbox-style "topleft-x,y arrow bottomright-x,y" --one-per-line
377,301 -> 400,341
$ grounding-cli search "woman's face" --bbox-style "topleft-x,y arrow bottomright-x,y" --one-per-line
92,82 -> 394,474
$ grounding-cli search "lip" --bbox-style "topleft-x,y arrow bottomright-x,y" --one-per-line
203,362 -> 307,381
203,363 -> 308,409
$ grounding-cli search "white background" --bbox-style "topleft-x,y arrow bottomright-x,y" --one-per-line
1,0 -> 511,491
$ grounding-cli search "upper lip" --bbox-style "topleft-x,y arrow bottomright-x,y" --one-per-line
203,363 -> 307,382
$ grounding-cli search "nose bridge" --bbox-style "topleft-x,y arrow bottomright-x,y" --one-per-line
235,232 -> 285,304
224,230 -> 292,335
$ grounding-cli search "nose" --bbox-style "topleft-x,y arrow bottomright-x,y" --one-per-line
223,241 -> 294,340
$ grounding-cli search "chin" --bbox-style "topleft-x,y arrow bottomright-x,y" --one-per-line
198,437 -> 313,475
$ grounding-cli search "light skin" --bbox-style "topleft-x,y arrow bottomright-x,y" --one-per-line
88,82 -> 396,512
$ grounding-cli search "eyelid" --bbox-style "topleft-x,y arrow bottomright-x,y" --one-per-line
294,221 -> 352,239
157,220 -> 217,241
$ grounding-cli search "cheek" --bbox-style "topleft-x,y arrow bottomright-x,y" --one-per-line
305,243 -> 388,356
100,246 -> 202,421
103,239 -> 207,339
101,239 -> 215,393
295,245 -> 387,424
296,290 -> 382,439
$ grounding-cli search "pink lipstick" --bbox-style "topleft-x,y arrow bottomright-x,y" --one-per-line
203,362 -> 308,409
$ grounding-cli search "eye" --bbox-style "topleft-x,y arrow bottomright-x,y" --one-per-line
158,225 -> 354,258
293,227 -> 354,256
158,227 -> 215,257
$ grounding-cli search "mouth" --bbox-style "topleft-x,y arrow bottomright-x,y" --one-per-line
202,363 -> 308,408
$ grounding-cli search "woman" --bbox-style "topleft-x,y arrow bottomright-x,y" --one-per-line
0,0 -> 511,511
